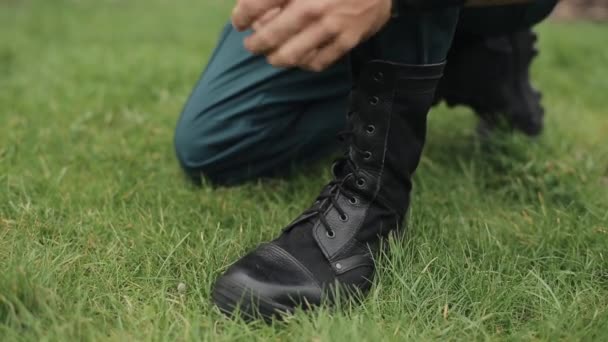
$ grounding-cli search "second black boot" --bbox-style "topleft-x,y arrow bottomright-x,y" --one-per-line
212,60 -> 445,320
434,29 -> 545,136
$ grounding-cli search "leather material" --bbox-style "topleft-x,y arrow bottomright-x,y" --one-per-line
313,191 -> 370,260
213,61 -> 445,319
216,243 -> 324,310
332,253 -> 375,275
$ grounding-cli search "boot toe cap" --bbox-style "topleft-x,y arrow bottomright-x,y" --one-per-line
212,243 -> 323,320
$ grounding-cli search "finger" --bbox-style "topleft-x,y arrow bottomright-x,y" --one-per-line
299,50 -> 319,69
252,7 -> 281,32
299,32 -> 336,70
232,0 -> 287,31
307,34 -> 359,72
266,23 -> 338,68
244,2 -> 322,55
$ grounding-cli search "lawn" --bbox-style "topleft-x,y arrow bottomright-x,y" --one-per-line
1,0 -> 607,340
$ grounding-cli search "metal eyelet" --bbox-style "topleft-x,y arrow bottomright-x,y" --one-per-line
348,196 -> 358,205
339,213 -> 348,222
366,125 -> 376,134
373,72 -> 384,82
326,230 -> 336,238
356,178 -> 366,188
369,96 -> 379,105
364,151 -> 372,160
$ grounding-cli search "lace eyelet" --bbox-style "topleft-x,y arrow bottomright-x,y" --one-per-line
373,72 -> 384,82
363,151 -> 372,160
348,197 -> 358,205
369,96 -> 379,105
339,213 -> 348,222
356,178 -> 366,188
326,230 -> 336,238
366,125 -> 376,134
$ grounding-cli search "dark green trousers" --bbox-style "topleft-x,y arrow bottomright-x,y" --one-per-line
175,1 -> 557,185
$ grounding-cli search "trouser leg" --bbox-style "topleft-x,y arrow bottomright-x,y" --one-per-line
458,0 -> 558,36
362,1 -> 557,80
174,24 -> 350,185
358,0 -> 557,69
355,7 -> 460,65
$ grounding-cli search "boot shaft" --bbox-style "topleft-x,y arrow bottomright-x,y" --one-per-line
345,61 -> 445,222
279,61 -> 447,270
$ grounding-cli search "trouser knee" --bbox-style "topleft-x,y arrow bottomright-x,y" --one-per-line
174,121 -> 221,184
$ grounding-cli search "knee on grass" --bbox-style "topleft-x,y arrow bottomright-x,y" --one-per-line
173,121 -> 237,185
174,108 -> 277,186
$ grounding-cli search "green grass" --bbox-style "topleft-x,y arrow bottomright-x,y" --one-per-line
1,0 -> 608,340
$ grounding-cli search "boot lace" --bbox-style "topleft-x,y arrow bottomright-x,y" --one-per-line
289,129 -> 369,238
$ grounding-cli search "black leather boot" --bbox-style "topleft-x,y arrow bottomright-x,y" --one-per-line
211,60 -> 445,320
434,29 -> 544,136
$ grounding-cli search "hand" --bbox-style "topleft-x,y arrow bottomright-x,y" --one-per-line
231,0 -> 392,72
